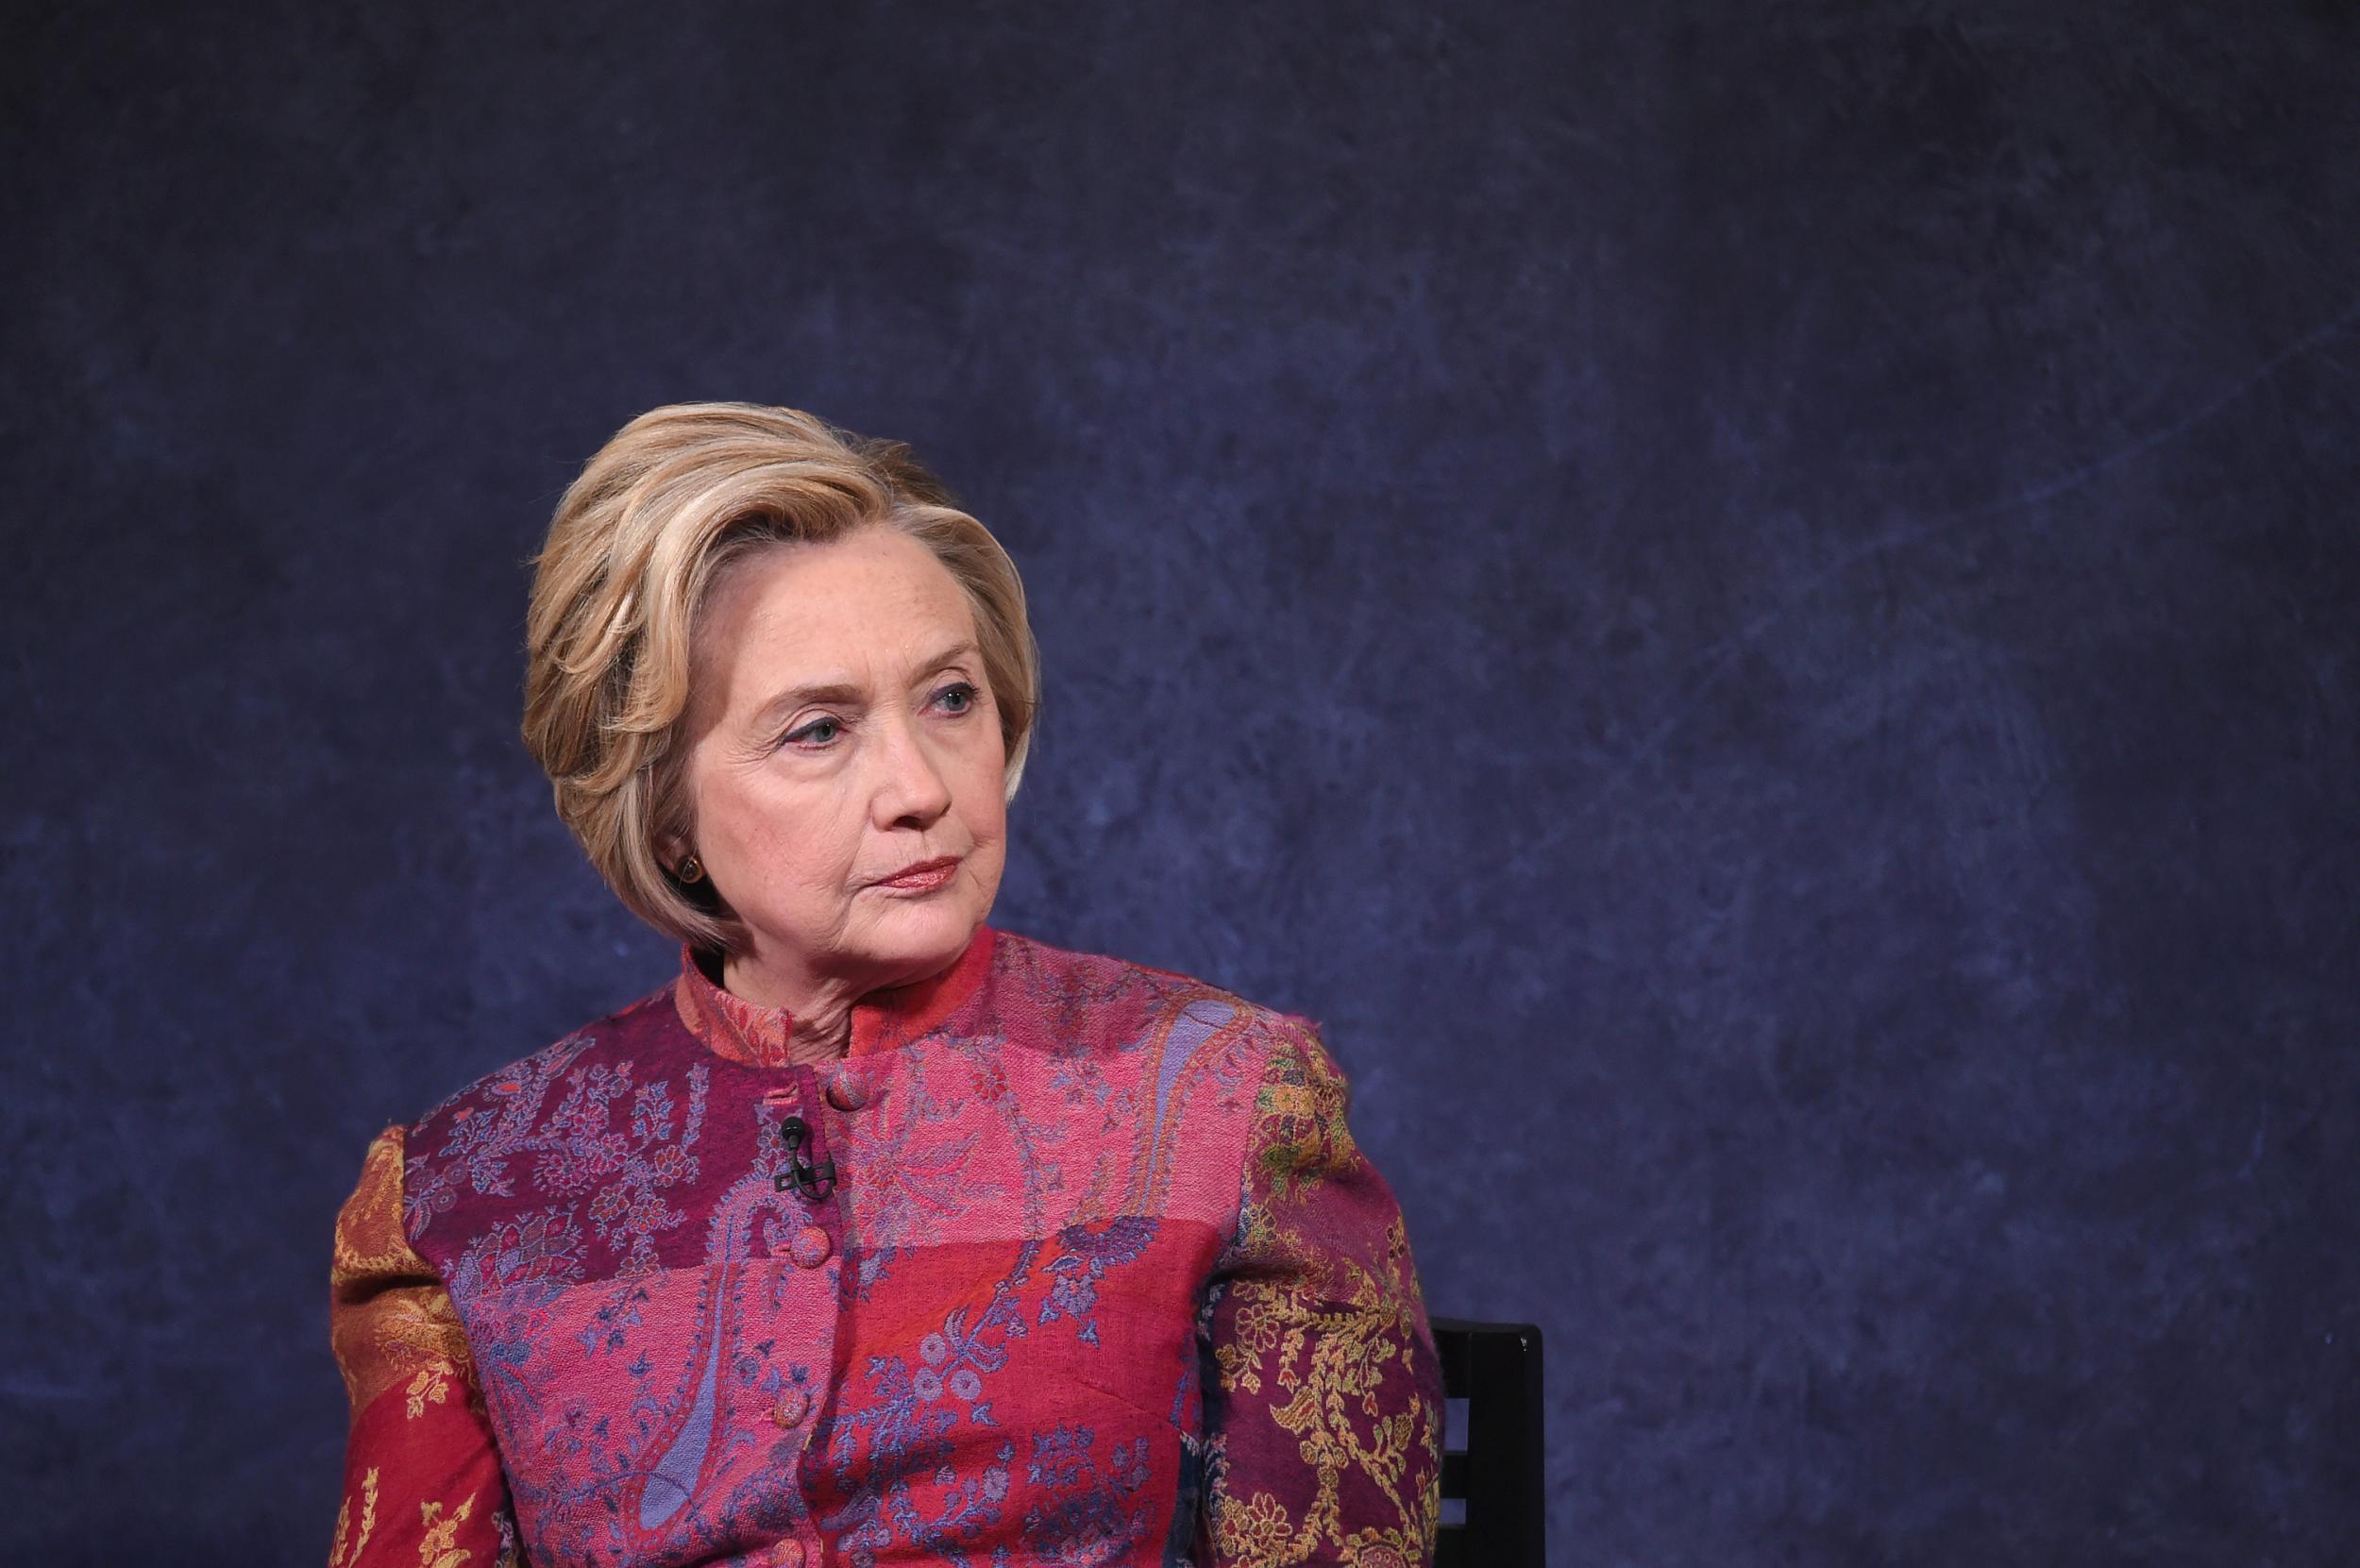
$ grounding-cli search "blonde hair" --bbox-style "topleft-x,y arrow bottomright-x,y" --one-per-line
521,401 -> 1040,955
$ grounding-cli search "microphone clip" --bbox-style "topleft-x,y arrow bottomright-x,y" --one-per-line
773,1113 -> 837,1202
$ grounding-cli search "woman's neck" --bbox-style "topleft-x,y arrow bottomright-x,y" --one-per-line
720,949 -> 859,1062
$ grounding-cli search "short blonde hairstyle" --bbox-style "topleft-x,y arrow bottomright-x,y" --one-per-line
521,401 -> 1040,956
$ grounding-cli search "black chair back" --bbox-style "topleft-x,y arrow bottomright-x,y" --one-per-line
1430,1317 -> 1545,1568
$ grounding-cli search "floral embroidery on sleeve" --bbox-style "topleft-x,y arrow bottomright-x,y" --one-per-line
329,1126 -> 522,1568
1200,1019 -> 1443,1567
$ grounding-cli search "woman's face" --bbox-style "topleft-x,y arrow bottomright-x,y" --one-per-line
669,526 -> 1008,1002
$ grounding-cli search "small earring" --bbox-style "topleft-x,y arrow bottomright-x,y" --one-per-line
677,853 -> 705,884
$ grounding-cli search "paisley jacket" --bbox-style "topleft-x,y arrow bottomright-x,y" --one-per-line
327,924 -> 1443,1568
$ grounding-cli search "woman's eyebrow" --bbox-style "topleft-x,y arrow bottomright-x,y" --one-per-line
747,680 -> 864,733
912,640 -> 980,678
745,644 -> 980,732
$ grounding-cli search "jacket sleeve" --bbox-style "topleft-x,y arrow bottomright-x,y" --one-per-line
328,1125 -> 521,1568
1198,1017 -> 1445,1567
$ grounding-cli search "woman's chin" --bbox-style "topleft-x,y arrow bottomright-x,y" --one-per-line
856,894 -> 983,967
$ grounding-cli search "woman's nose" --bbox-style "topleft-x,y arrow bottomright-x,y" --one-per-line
871,708 -> 953,827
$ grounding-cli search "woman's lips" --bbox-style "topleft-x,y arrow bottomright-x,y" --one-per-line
871,856 -> 961,893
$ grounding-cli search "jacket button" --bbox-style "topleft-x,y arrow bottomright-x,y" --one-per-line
788,1225 -> 832,1268
770,1540 -> 805,1567
825,1073 -> 868,1111
769,1387 -> 811,1427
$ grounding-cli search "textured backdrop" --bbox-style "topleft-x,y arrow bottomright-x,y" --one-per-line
5,3 -> 2357,1564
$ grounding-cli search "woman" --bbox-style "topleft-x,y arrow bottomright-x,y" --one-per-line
327,403 -> 1443,1568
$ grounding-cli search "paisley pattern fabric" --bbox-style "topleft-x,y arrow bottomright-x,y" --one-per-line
329,1126 -> 524,1568
328,925 -> 1441,1566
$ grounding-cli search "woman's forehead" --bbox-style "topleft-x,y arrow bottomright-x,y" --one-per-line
700,531 -> 979,711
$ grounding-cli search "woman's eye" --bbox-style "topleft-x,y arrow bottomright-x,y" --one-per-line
784,717 -> 841,748
935,682 -> 977,714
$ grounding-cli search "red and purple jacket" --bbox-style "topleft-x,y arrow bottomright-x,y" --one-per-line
328,924 -> 1442,1567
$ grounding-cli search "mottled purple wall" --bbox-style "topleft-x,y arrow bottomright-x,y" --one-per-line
5,3 -> 2356,1563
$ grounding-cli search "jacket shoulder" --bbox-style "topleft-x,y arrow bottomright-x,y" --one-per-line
987,928 -> 1322,1065
404,980 -> 677,1142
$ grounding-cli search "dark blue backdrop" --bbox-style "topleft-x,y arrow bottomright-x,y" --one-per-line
6,4 -> 2356,1564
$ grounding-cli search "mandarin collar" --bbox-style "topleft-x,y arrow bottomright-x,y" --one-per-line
670,924 -> 999,1069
